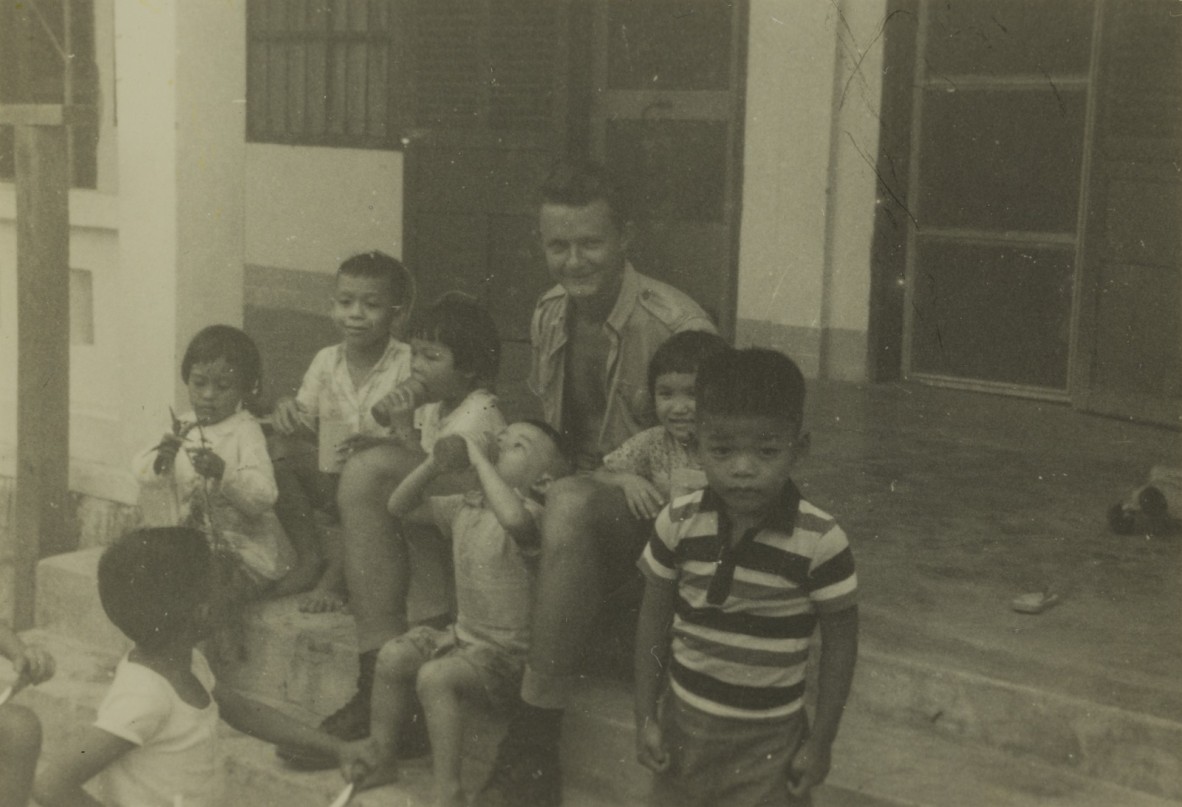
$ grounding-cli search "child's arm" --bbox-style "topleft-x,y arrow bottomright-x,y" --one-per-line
34,727 -> 135,807
633,576 -> 676,773
0,624 -> 55,689
387,454 -> 443,525
214,686 -> 344,764
592,469 -> 665,521
461,433 -> 539,548
196,423 -> 278,517
787,605 -> 859,797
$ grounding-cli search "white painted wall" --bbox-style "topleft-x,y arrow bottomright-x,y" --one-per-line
737,0 -> 885,379
245,144 -> 404,275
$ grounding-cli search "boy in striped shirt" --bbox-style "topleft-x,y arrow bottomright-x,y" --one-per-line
634,347 -> 859,807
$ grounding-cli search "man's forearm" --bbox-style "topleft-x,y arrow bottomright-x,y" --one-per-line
634,582 -> 676,724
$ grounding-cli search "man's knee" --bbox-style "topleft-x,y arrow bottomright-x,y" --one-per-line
415,657 -> 462,700
542,476 -> 634,550
337,446 -> 408,509
376,638 -> 423,681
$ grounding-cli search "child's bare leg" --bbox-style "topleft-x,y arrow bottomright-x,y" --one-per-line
349,636 -> 428,788
270,445 -> 327,599
0,704 -> 41,807
300,524 -> 347,613
416,655 -> 486,807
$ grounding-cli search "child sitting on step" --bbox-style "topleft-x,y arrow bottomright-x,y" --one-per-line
594,329 -> 729,519
0,622 -> 55,807
34,527 -> 346,807
338,421 -> 571,807
269,251 -> 418,612
132,325 -> 289,659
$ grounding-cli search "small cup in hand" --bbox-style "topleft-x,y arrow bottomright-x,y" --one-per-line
372,378 -> 427,427
433,433 -> 498,473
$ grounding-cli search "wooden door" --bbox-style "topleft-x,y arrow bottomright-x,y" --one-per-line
1072,0 -> 1182,427
398,0 -> 570,342
588,0 -> 747,333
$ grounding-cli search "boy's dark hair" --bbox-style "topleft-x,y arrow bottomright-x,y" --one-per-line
181,325 -> 264,416
338,250 -> 416,310
98,528 -> 211,650
695,348 -> 807,428
540,159 -> 632,230
409,292 -> 500,387
647,330 -> 730,398
520,417 -> 574,472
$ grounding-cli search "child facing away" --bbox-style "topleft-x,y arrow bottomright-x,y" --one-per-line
269,251 -> 417,612
634,348 -> 859,807
337,420 -> 571,807
0,623 -> 55,807
132,325 -> 289,619
34,527 -> 347,807
594,330 -> 729,520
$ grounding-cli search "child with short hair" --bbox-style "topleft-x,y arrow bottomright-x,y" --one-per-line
278,291 -> 509,757
133,325 -> 289,605
0,623 -> 55,807
595,330 -> 729,519
34,527 -> 347,807
338,420 -> 571,807
634,347 -> 859,807
269,250 -> 417,611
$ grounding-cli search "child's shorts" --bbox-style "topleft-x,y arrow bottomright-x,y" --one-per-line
387,625 -> 523,712
651,694 -> 812,807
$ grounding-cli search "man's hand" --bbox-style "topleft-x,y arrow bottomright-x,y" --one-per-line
618,474 -> 666,520
786,737 -> 831,798
189,448 -> 226,481
636,717 -> 670,773
271,396 -> 306,436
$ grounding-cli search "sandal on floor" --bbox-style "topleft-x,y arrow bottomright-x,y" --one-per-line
1011,591 -> 1060,614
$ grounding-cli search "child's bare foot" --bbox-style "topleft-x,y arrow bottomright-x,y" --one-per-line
298,587 -> 347,613
340,738 -> 399,790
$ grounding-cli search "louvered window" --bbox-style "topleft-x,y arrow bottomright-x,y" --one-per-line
247,0 -> 566,148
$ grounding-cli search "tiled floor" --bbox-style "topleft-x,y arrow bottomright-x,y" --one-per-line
246,305 -> 1182,723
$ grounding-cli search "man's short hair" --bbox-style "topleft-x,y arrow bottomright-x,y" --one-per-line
696,348 -> 807,428
98,528 -> 211,650
338,250 -> 416,309
409,291 -> 501,387
539,159 -> 632,230
647,330 -> 730,398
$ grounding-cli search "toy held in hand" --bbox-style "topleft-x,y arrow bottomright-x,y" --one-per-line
371,378 -> 427,427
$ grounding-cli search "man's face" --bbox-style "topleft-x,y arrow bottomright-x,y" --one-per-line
539,199 -> 630,302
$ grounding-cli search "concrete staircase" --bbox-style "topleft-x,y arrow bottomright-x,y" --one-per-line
17,546 -> 1182,806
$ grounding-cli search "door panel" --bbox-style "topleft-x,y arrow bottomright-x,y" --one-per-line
589,0 -> 746,332
1072,0 -> 1182,426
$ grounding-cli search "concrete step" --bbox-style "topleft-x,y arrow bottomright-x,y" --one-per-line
13,630 -> 1176,807
34,548 -> 1182,804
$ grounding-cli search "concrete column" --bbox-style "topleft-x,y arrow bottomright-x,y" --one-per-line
114,1 -> 245,455
737,1 -> 884,381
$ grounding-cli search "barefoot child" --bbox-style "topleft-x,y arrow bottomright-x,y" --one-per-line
0,623 -> 55,807
269,251 -> 417,611
132,326 -> 289,645
338,421 -> 571,807
595,330 -> 729,519
34,527 -> 346,807
634,348 -> 859,807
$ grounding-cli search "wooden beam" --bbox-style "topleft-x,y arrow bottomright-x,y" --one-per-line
12,122 -> 72,630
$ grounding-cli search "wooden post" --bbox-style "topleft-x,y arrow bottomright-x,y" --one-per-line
0,104 -> 75,629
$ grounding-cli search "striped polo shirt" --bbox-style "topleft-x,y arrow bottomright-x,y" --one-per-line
638,482 -> 857,720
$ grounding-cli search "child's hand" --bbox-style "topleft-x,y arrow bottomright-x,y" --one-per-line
636,717 -> 669,773
618,475 -> 666,520
372,379 -> 424,427
11,643 -> 55,688
152,433 -> 184,475
786,737 -> 831,798
272,396 -> 306,436
189,448 -> 226,480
